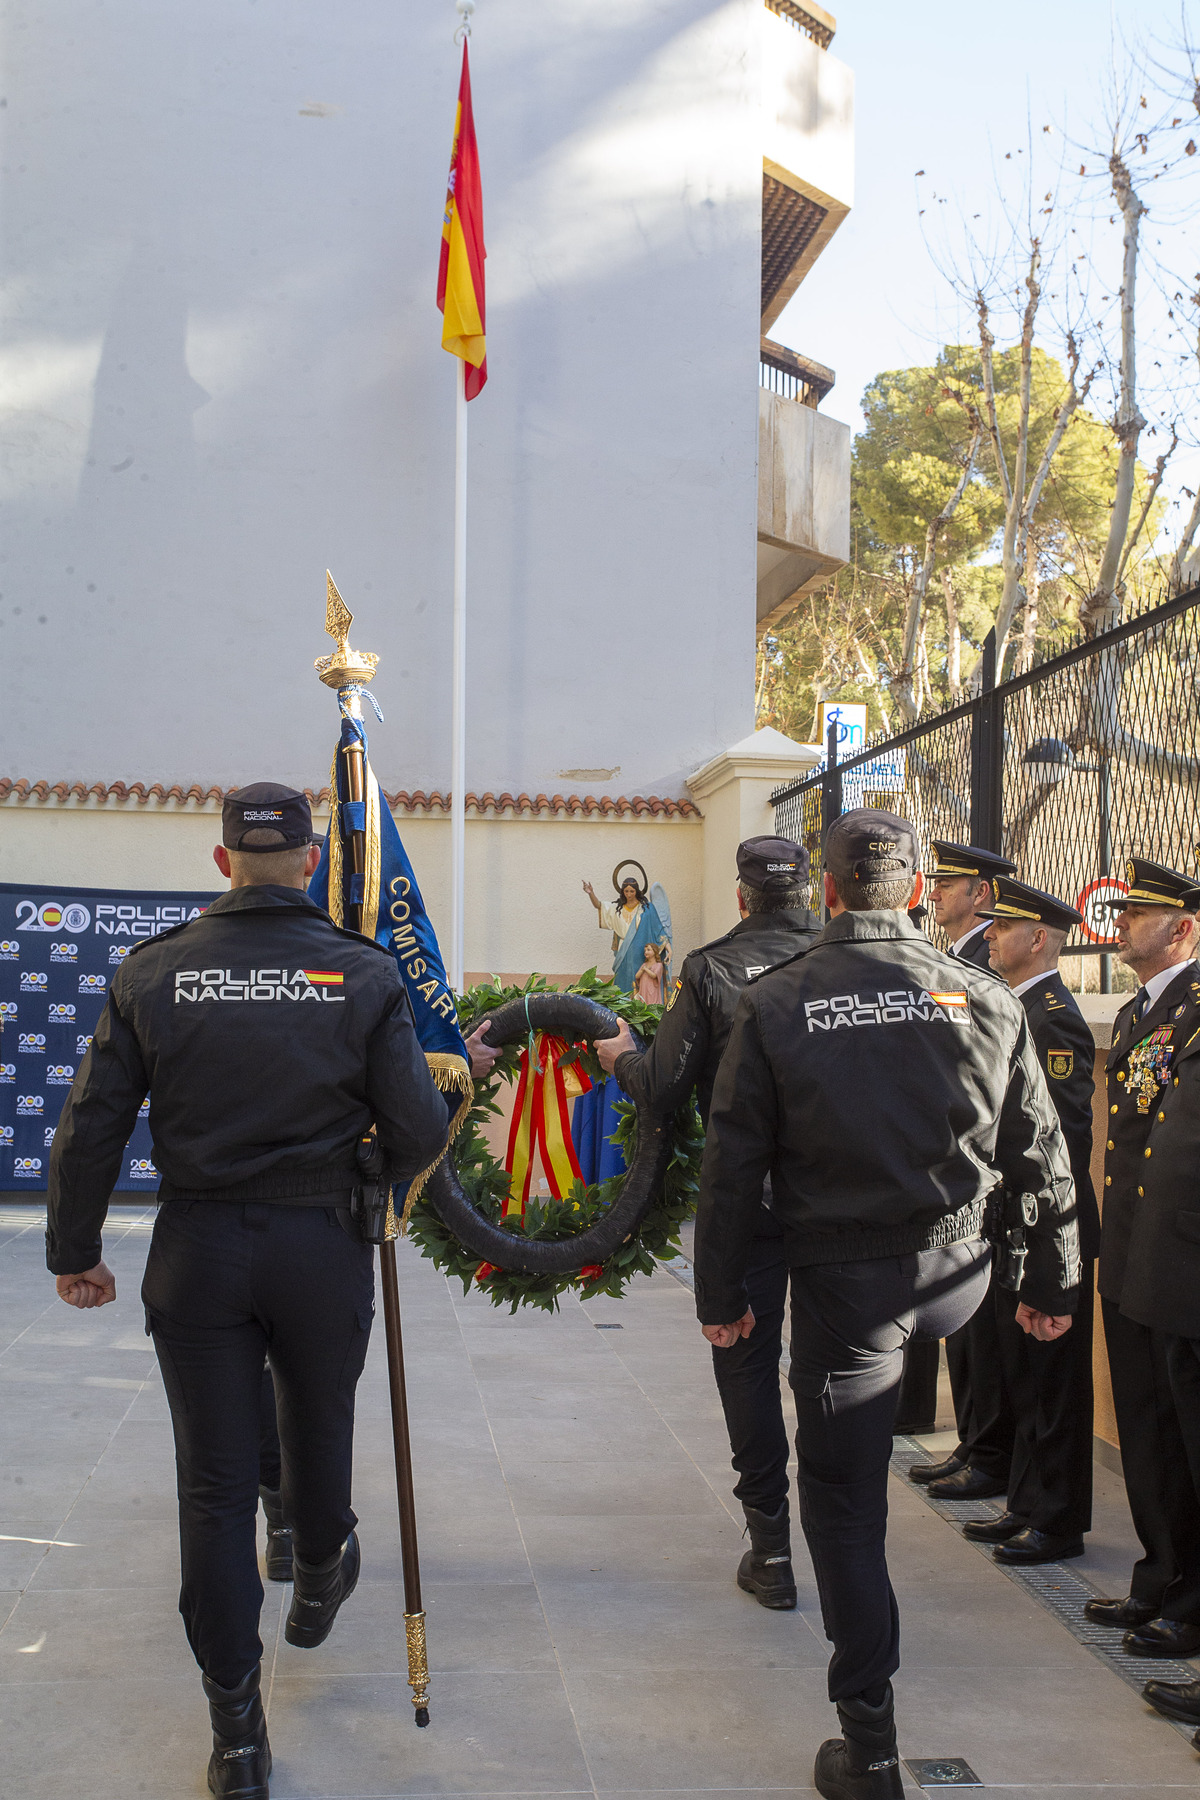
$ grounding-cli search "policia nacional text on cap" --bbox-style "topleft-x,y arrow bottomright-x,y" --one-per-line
693,807 -> 1079,1800
45,782 -> 453,1800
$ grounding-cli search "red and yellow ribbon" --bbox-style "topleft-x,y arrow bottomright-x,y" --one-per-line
503,1033 -> 591,1216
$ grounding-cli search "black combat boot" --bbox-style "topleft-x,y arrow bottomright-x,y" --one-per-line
259,1486 -> 293,1583
813,1684 -> 904,1800
284,1530 -> 361,1648
736,1501 -> 798,1610
202,1665 -> 271,1800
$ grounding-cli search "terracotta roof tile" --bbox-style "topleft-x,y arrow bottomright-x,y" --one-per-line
0,778 -> 700,819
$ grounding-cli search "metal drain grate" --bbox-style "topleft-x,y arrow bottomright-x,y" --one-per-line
892,1436 -> 1200,1738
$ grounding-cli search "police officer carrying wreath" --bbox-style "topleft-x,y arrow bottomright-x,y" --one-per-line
963,876 -> 1100,1564
46,784 -> 452,1800
694,809 -> 1078,1800
1081,858 -> 1200,1657
595,835 -> 821,1610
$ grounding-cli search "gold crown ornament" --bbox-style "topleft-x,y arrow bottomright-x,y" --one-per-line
314,572 -> 380,691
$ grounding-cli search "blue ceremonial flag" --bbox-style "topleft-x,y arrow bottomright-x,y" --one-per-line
309,709 -> 472,1201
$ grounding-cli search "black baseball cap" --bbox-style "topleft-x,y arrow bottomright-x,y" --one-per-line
737,835 -> 809,890
824,809 -> 918,884
222,783 -> 319,853
975,875 -> 1083,933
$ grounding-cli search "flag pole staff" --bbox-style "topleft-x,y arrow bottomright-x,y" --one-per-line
446,0 -> 477,995
450,353 -> 467,993
316,586 -> 431,1726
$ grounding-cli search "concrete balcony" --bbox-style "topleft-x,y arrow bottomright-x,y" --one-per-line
757,343 -> 850,632
760,3 -> 854,330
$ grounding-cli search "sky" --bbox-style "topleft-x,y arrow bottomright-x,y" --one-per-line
775,0 -> 1200,505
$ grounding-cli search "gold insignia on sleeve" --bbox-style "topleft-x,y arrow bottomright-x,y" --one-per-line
1047,1049 -> 1074,1080
666,979 -> 682,1011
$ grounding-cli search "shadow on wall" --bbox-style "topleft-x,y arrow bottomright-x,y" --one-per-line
75,243 -> 211,578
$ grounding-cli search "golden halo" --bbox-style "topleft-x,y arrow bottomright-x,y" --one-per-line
612,859 -> 649,898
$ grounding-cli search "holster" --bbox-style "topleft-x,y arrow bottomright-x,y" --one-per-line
986,1187 -> 1038,1292
349,1133 -> 392,1247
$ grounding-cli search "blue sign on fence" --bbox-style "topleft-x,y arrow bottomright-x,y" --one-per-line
0,882 -> 218,1191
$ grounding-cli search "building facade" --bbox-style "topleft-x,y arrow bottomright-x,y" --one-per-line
0,0 -> 851,979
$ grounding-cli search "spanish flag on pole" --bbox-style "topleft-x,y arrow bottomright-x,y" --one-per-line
437,42 -> 487,399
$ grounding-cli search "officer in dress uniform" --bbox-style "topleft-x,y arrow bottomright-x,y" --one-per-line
1081,857 -> 1200,1657
595,836 -> 821,1610
910,841 -> 1020,1497
955,877 -> 1099,1563
45,785 -> 452,1800
927,841 -> 1018,968
1114,873 -> 1200,1735
694,810 -> 1078,1800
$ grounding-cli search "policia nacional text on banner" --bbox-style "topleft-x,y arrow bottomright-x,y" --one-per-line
0,883 -> 217,1191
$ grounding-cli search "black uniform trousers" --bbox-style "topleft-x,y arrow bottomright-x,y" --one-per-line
788,1239 -> 992,1702
142,1199 -> 375,1688
710,1224 -> 791,1515
998,1267 -> 1094,1537
895,1339 -> 940,1433
259,1361 -> 282,1493
1165,1336 -> 1200,1545
944,1266 -> 1015,1479
1104,1298 -> 1200,1619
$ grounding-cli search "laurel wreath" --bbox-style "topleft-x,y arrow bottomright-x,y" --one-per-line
405,969 -> 704,1313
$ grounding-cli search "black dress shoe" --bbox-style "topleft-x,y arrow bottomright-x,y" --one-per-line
1143,1676 -> 1200,1724
993,1527 -> 1084,1565
908,1453 -> 964,1486
1123,1617 -> 1200,1658
963,1510 -> 1024,1543
927,1464 -> 1008,1500
1083,1595 -> 1158,1630
285,1530 -> 361,1649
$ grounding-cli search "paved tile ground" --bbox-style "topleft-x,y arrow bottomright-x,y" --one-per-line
2,1203 -> 1197,1798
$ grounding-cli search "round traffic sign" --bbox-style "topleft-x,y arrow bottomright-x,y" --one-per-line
1076,876 -> 1127,945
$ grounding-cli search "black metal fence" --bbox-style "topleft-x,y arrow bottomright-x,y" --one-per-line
771,585 -> 1200,976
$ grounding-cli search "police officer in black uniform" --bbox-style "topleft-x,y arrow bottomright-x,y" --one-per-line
1081,858 -> 1200,1657
927,840 -> 1018,968
910,841 -> 1019,1495
959,876 -> 1099,1563
694,810 -> 1077,1800
47,785 -> 452,1800
1115,874 -> 1200,1735
595,836 -> 821,1609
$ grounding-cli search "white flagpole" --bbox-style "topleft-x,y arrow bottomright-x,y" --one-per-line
449,356 -> 468,992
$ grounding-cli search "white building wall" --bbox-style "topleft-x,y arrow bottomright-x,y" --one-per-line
0,0 -> 762,801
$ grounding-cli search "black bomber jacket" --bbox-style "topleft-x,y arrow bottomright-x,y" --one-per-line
693,910 -> 1079,1324
615,908 -> 821,1128
45,885 -> 449,1275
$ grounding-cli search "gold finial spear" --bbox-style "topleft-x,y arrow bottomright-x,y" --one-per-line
315,570 -> 380,691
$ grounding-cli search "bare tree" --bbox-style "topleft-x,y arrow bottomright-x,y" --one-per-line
973,279 -> 1094,669
892,421 -> 983,722
1080,148 -> 1147,631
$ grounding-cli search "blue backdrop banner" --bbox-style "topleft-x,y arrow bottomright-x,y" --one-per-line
0,881 -> 217,1191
